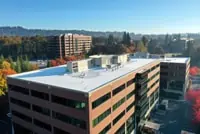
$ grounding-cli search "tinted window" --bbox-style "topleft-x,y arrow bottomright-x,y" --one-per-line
113,110 -> 125,125
10,97 -> 30,109
31,90 -> 49,101
93,108 -> 111,127
12,110 -> 32,122
33,119 -> 51,132
113,84 -> 125,96
52,111 -> 86,129
9,85 -> 29,95
52,95 -> 86,110
32,104 -> 50,116
92,92 -> 111,109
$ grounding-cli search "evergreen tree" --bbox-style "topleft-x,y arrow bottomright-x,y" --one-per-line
15,57 -> 21,73
0,55 -> 4,69
126,33 -> 131,46
142,36 -> 148,47
7,56 -> 15,70
23,55 -> 30,71
122,32 -> 127,44
107,34 -> 114,45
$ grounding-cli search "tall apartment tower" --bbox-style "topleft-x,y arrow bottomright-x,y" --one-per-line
48,34 -> 92,58
160,58 -> 190,100
7,54 -> 160,134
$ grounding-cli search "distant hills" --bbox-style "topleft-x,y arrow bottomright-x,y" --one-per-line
0,26 -> 129,37
0,26 -> 200,40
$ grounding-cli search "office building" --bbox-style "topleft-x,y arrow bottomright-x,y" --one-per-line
7,54 -> 160,134
48,34 -> 92,58
160,58 -> 190,100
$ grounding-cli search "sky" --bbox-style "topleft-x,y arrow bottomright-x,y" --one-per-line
0,0 -> 200,34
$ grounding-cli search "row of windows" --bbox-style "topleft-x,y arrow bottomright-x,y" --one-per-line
9,84 -> 86,110
9,85 -> 29,95
12,110 -> 72,134
10,97 -> 86,130
127,78 -> 135,87
99,123 -> 111,134
12,110 -> 32,123
113,110 -> 125,125
54,127 -> 70,134
113,84 -> 126,96
10,97 -> 30,109
93,108 -> 111,127
34,118 -> 52,132
113,97 -> 126,111
92,77 -> 135,110
32,104 -> 50,116
115,123 -> 125,134
126,101 -> 135,112
126,113 -> 135,134
52,111 -> 86,129
92,93 -> 111,109
126,90 -> 135,100
52,95 -> 86,110
31,90 -> 49,101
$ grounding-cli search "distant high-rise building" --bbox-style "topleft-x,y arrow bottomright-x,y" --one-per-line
48,34 -> 92,58
8,54 -> 160,134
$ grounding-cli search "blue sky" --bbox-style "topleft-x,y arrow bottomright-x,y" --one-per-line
0,0 -> 200,34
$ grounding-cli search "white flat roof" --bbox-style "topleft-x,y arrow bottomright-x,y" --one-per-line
9,59 -> 157,93
161,57 -> 189,64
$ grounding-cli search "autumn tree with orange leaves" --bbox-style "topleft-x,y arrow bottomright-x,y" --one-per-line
0,61 -> 16,95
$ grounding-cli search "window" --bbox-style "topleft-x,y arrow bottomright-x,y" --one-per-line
31,90 -> 49,101
33,119 -> 51,132
113,97 -> 125,111
126,101 -> 135,112
13,123 -> 33,134
52,111 -> 86,129
160,72 -> 168,76
126,113 -> 135,134
92,93 -> 111,109
12,110 -> 32,123
113,110 -> 125,125
93,108 -> 111,127
99,123 -> 111,134
10,97 -> 30,109
32,104 -> 50,116
54,127 -> 70,134
126,90 -> 135,100
113,84 -> 125,96
9,85 -> 29,95
127,78 -> 135,87
52,95 -> 86,110
115,123 -> 125,134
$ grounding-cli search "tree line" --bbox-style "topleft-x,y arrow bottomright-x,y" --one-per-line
0,36 -> 49,60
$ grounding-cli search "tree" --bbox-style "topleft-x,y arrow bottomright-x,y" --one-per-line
0,60 -> 16,96
154,45 -> 164,54
47,60 -> 51,67
142,36 -> 148,47
107,34 -> 114,45
122,32 -> 131,46
7,56 -> 15,69
126,33 -> 131,46
0,55 -> 4,69
15,57 -> 21,73
122,32 -> 127,44
22,55 -> 30,72
137,41 -> 147,52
